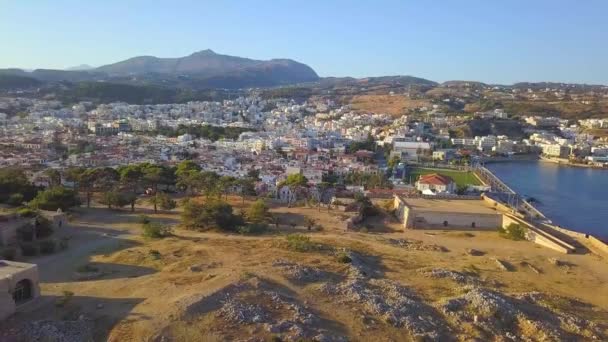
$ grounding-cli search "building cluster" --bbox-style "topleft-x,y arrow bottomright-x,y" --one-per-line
2,90 -> 608,194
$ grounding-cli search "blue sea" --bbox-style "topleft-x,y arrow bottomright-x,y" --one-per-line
486,161 -> 608,238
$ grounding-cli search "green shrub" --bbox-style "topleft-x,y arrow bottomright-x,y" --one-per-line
20,242 -> 38,256
7,193 -> 24,206
55,290 -> 74,307
142,222 -> 171,238
16,207 -> 37,218
29,186 -> 80,211
499,223 -> 527,241
34,216 -> 54,239
237,223 -> 268,235
285,234 -> 316,252
1,247 -> 17,260
38,239 -> 56,254
149,249 -> 161,260
336,251 -> 352,264
137,215 -> 151,224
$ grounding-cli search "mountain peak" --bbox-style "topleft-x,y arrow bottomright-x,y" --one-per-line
191,49 -> 216,56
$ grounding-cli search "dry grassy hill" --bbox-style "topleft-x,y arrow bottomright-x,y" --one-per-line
1,197 -> 607,341
348,95 -> 432,117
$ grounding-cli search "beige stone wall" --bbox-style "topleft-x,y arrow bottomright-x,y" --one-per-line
393,196 -> 412,228
589,236 -> 608,255
0,263 -> 41,321
0,278 -> 16,321
482,194 -> 518,216
410,211 -> 502,230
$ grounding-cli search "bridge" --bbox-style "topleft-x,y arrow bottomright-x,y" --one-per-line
474,166 -> 547,221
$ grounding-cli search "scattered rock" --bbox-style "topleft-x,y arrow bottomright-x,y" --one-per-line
492,258 -> 512,271
419,268 -> 481,285
442,288 -> 604,340
548,257 -> 562,266
321,251 -> 450,340
189,265 -> 202,272
385,238 -> 448,252
272,259 -> 325,283
218,298 -> 267,324
521,261 -> 542,274
96,303 -> 104,310
466,248 -> 485,256
20,320 -> 94,342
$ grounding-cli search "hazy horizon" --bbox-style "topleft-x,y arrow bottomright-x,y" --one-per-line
2,0 -> 607,84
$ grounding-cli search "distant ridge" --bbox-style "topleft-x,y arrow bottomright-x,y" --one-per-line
0,50 -> 320,89
66,64 -> 94,71
95,49 -> 319,87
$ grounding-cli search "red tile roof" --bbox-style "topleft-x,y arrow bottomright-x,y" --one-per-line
418,173 -> 454,186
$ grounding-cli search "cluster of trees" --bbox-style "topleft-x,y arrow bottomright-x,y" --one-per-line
343,171 -> 391,189
175,161 -> 257,201
0,168 -> 40,205
181,197 -> 275,234
0,161 -> 261,214
147,124 -> 255,142
347,134 -> 376,154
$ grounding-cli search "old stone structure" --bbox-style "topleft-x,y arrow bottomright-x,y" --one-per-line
0,261 -> 40,320
393,195 -> 503,230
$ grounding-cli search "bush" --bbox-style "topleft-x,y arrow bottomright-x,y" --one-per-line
38,239 -> 57,254
34,216 -> 53,239
20,243 -> 38,256
29,186 -> 80,211
499,223 -> 527,241
149,249 -> 161,260
17,207 -> 37,218
285,234 -> 316,252
142,222 -> 171,238
7,193 -> 24,206
55,290 -> 74,307
181,199 -> 243,231
137,215 -> 151,224
1,247 -> 17,260
238,223 -> 268,235
99,190 -> 131,209
336,251 -> 352,264
247,199 -> 270,223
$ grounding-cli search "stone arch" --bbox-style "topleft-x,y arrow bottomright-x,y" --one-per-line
12,278 -> 33,305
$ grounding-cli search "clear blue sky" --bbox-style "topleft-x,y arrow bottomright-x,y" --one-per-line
1,0 -> 607,84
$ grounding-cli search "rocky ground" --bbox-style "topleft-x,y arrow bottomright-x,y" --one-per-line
2,203 -> 607,341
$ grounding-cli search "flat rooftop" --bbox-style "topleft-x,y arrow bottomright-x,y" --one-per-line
401,197 -> 499,215
0,260 -> 37,278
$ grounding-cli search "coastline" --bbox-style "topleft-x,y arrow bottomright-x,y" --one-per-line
540,155 -> 608,170
486,161 -> 608,240
481,165 -> 608,254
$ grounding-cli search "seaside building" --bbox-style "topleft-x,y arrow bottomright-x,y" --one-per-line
415,173 -> 456,195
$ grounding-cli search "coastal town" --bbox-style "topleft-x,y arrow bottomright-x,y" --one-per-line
2,87 -> 608,182
2,2 -> 608,337
2,83 -> 608,340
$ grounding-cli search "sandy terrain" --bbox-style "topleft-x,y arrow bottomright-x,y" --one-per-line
2,197 -> 607,341
348,95 -> 431,117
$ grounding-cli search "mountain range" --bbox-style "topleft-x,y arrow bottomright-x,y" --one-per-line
0,50 -> 320,89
